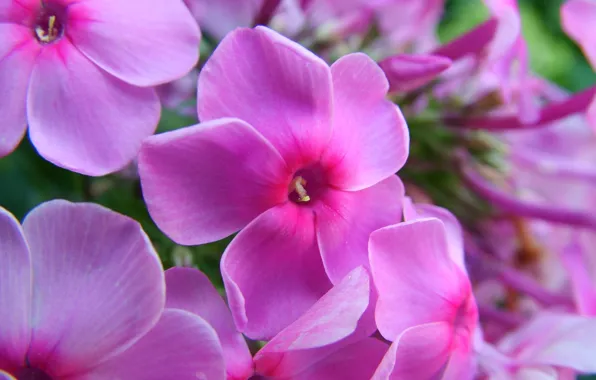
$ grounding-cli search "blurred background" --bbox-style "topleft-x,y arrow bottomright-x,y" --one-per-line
1,0 -> 595,290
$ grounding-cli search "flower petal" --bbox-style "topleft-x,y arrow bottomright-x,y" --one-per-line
561,0 -> 596,68
379,53 -> 452,94
0,207 -> 31,370
316,175 -> 404,283
372,322 -> 452,380
68,0 -> 200,87
185,0 -> 262,40
369,218 -> 468,340
27,41 -> 159,176
139,118 -> 289,245
197,26 -> 333,167
165,268 -> 253,380
0,24 -> 39,157
254,267 -> 372,377
22,200 -> 164,376
222,203 -> 332,340
323,53 -> 409,191
81,309 -> 226,380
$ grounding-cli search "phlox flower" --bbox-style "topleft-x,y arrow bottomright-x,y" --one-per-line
478,312 -> 596,379
0,200 -> 224,379
1,0 -> 200,175
369,213 -> 479,379
139,26 -> 409,339
183,0 -> 264,40
165,266 -> 388,380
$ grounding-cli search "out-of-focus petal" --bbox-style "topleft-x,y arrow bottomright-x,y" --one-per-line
0,24 -> 39,157
561,0 -> 596,68
0,207 -> 31,370
165,268 -> 253,380
254,267 -> 371,377
22,200 -> 164,376
379,53 -> 451,94
185,0 -> 262,40
197,26 -> 333,168
372,322 -> 452,380
81,310 -> 226,380
222,203 -> 332,340
27,41 -> 159,176
323,53 -> 409,191
139,118 -> 289,245
316,175 -> 404,283
68,0 -> 200,86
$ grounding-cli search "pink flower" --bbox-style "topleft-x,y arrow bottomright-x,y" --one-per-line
138,26 -> 409,339
165,266 -> 388,379
183,0 -> 263,40
479,312 -> 596,379
1,0 -> 200,175
369,216 -> 479,379
0,200 -> 225,379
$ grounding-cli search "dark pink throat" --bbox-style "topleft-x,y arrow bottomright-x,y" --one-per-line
288,163 -> 329,205
15,367 -> 53,380
34,3 -> 66,44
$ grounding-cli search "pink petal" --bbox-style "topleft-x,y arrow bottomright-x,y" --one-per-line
0,24 -> 39,157
323,53 -> 409,191
197,26 -> 333,168
369,218 -> 468,340
83,309 -> 226,380
138,118 -> 289,245
165,268 -> 253,380
316,175 -> 404,283
288,338 -> 388,379
561,0 -> 596,69
0,207 -> 31,370
499,312 -> 596,373
0,371 -> 15,380
254,267 -> 372,377
186,0 -> 263,40
221,203 -> 332,340
21,200 -> 165,376
411,204 -> 466,273
68,0 -> 200,87
372,322 -> 453,380
379,53 -> 452,94
0,0 -> 38,24
27,41 -> 159,176
560,237 -> 596,315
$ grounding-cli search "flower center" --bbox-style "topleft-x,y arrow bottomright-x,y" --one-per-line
288,164 -> 328,204
15,367 -> 53,380
34,7 -> 65,44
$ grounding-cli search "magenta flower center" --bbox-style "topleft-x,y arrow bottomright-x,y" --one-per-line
288,164 -> 328,204
14,367 -> 53,380
34,6 -> 65,44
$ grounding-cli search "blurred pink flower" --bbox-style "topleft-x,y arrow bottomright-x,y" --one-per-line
0,0 -> 200,175
183,0 -> 263,40
139,26 -> 409,339
0,200 -> 225,379
165,266 -> 388,379
369,217 -> 479,379
479,312 -> 596,379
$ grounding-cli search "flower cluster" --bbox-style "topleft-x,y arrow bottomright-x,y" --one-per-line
2,0 -> 596,379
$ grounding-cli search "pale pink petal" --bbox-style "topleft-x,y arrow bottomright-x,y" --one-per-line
222,203 -> 332,340
0,24 -> 39,157
186,0 -> 263,40
139,118 -> 289,245
68,0 -> 200,87
0,371 -> 15,380
369,218 -> 467,340
379,53 -> 452,94
22,200 -> 164,376
0,207 -> 31,370
197,26 -> 333,167
499,312 -> 596,373
0,0 -> 38,24
27,41 -> 159,176
561,0 -> 596,68
483,0 -> 521,63
515,367 -> 559,380
413,204 -> 466,272
587,95 -> 596,131
442,344 -> 476,380
560,238 -> 596,315
81,310 -> 225,380
372,322 -> 452,380
165,268 -> 253,380
254,267 -> 372,377
323,53 -> 409,191
288,338 -> 388,380
316,175 -> 404,283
